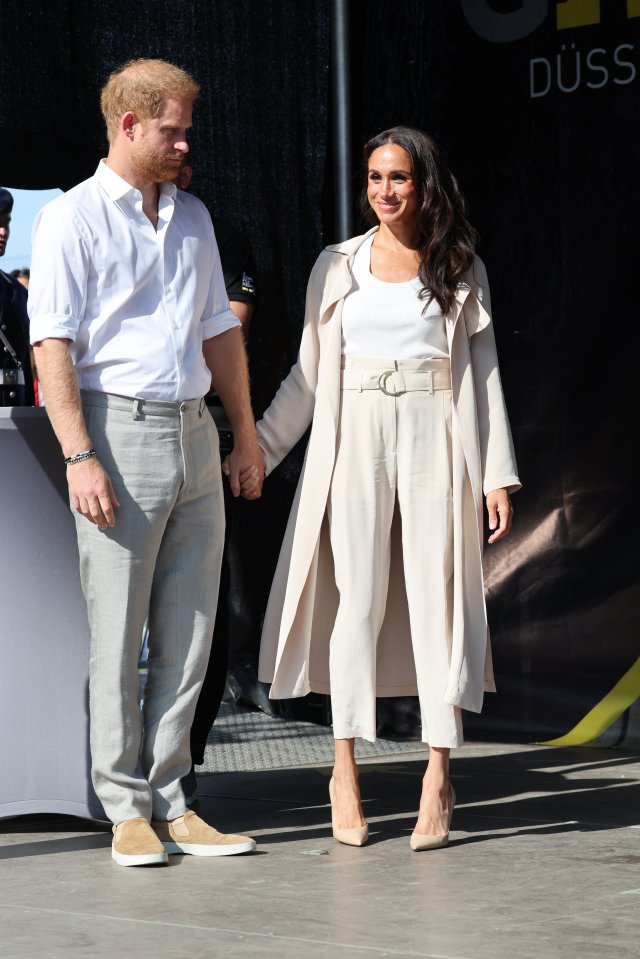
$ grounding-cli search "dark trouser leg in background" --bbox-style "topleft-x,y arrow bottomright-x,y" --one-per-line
189,531 -> 230,766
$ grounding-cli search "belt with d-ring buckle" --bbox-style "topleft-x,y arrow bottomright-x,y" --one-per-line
377,370 -> 404,396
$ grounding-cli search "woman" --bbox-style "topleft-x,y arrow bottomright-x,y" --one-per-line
241,127 -> 520,849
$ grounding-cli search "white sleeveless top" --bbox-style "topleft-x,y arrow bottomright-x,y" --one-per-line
341,235 -> 449,358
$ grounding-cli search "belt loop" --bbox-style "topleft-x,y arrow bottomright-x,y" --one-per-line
428,370 -> 434,395
132,398 -> 144,420
359,373 -> 364,393
199,397 -> 205,417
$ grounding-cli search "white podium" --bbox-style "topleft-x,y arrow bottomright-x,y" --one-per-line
0,408 -> 105,820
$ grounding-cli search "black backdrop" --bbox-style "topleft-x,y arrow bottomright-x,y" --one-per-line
1,0 -> 638,742
350,0 -> 640,742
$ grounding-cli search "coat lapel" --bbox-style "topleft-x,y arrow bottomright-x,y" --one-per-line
318,226 -> 379,323
317,258 -> 352,324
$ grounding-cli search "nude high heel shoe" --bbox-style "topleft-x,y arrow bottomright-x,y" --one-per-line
410,784 -> 456,851
328,777 -> 369,847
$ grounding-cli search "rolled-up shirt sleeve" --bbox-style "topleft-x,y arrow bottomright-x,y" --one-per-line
201,226 -> 240,341
28,207 -> 90,344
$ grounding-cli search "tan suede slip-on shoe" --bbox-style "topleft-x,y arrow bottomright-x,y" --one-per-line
152,810 -> 256,857
111,817 -> 168,866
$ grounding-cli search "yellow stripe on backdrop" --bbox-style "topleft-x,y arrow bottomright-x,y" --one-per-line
541,657 -> 640,746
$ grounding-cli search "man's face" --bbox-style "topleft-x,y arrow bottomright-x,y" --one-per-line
0,212 -> 10,258
131,96 -> 192,184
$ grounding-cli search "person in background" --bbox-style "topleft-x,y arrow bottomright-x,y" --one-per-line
174,155 -> 258,802
242,126 -> 519,850
8,268 -> 45,405
0,189 -> 35,407
28,59 -> 263,866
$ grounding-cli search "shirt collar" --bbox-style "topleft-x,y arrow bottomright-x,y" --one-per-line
95,159 -> 178,203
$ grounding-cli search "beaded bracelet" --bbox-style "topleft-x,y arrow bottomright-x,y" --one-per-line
64,449 -> 96,466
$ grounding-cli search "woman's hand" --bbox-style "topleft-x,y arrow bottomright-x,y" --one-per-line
220,434 -> 265,500
485,488 -> 513,544
222,458 -> 264,500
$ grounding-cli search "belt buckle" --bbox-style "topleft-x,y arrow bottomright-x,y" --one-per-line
378,370 -> 403,397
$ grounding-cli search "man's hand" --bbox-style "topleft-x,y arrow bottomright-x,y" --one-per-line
486,488 -> 513,544
68,457 -> 120,529
32,338 -> 120,527
221,437 -> 265,499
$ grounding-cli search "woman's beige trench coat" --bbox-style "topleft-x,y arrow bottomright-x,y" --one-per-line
256,227 -> 521,714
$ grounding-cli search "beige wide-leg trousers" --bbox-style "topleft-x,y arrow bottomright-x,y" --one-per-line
328,357 -> 463,748
75,391 -> 224,824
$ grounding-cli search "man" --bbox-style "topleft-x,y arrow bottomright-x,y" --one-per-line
173,156 -> 260,801
0,188 -> 34,407
174,155 -> 255,340
28,59 -> 264,866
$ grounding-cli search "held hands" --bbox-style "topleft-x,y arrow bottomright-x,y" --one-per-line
67,457 -> 120,530
221,437 -> 265,500
486,488 -> 514,544
236,464 -> 263,499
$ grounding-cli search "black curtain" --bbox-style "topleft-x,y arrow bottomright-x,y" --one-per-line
2,0 -> 638,743
0,0 -> 331,388
351,0 -> 640,741
0,0 -> 331,680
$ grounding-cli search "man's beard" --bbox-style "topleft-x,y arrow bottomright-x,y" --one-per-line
131,139 -> 182,183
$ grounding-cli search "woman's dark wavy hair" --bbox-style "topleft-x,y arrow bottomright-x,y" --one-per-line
360,127 -> 477,315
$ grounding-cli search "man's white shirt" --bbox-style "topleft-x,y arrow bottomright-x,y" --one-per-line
28,160 -> 239,401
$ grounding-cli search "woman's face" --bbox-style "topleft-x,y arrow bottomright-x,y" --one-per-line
367,144 -> 418,227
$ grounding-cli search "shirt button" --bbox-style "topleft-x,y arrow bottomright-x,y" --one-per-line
165,285 -> 171,294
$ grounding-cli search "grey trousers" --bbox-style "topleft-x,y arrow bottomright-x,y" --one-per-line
75,391 -> 224,824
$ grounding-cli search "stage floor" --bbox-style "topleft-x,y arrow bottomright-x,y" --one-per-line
1,711 -> 638,959
198,701 -> 422,773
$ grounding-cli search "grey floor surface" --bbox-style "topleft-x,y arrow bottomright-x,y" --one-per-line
1,723 -> 638,959
198,702 -> 423,773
